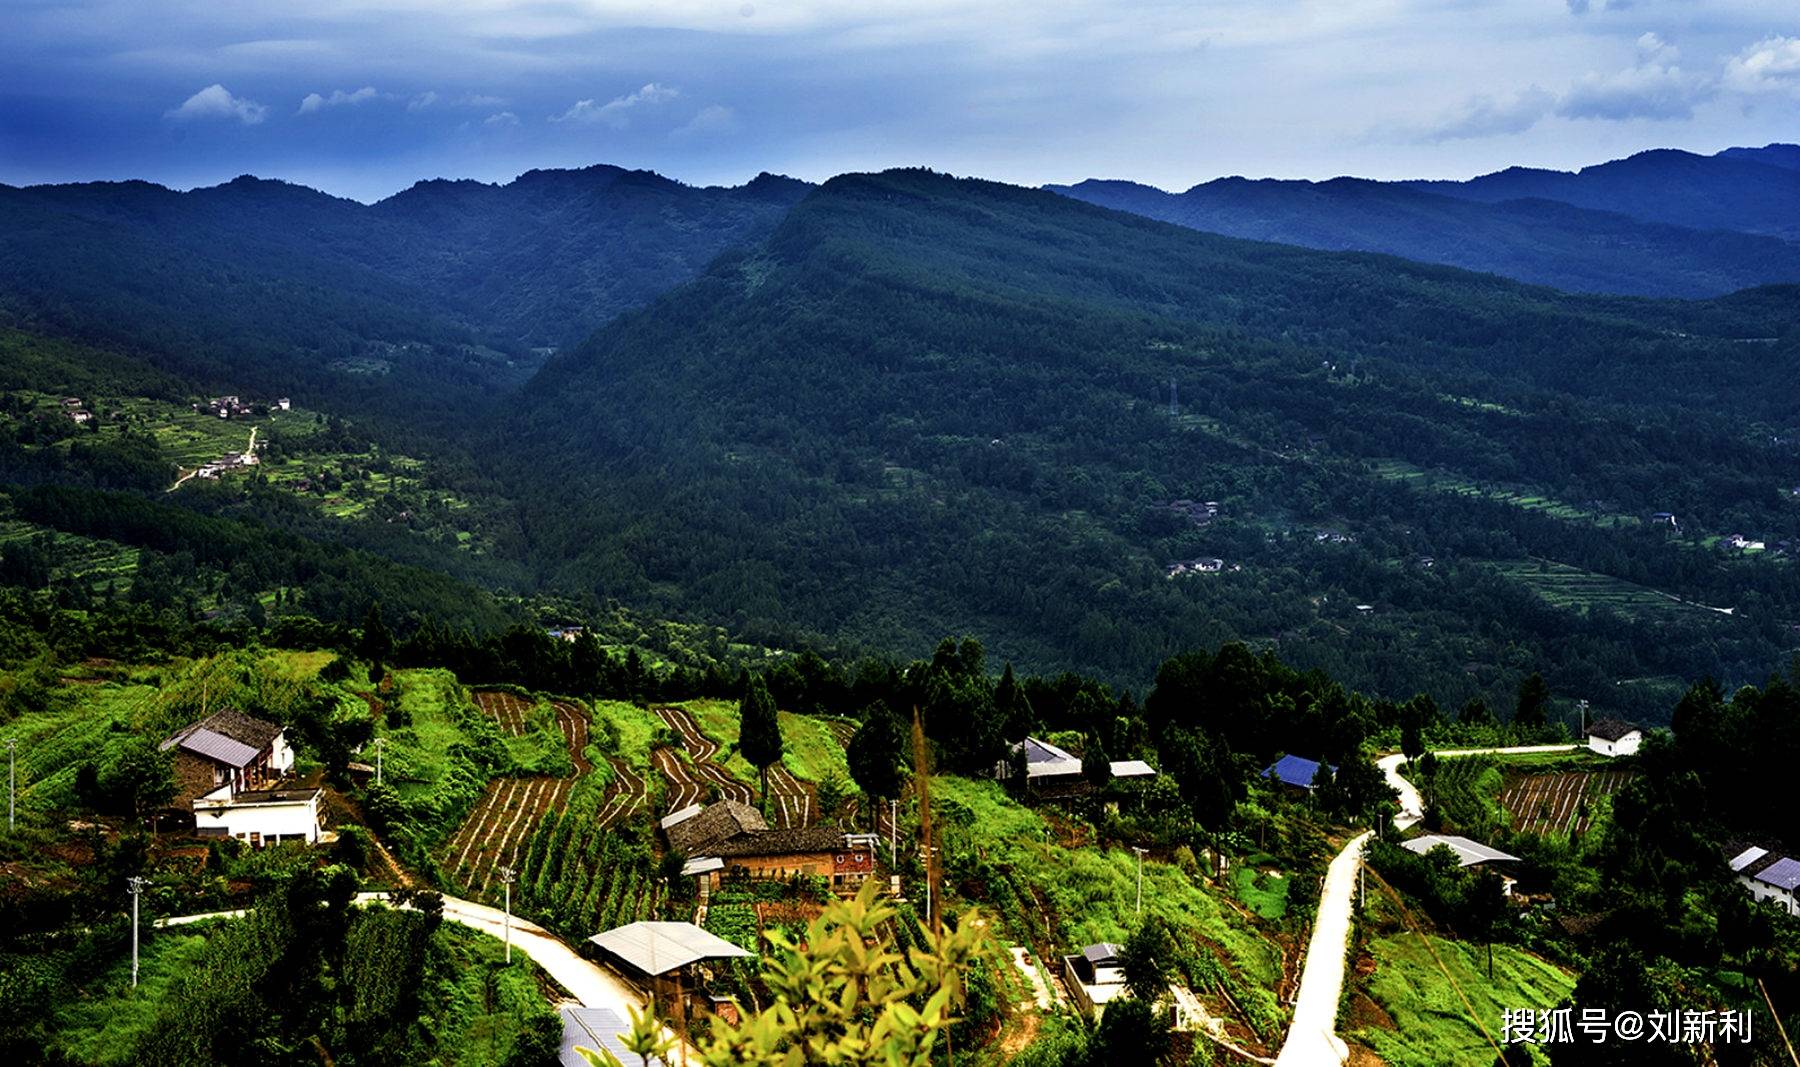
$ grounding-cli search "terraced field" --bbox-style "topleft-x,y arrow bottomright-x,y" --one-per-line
594,758 -> 649,827
472,690 -> 533,735
440,775 -> 572,897
1489,559 -> 1727,619
653,706 -> 755,807
1499,768 -> 1633,835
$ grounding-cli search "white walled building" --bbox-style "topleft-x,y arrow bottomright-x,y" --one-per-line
194,787 -> 324,846
1585,719 -> 1642,758
1729,846 -> 1800,916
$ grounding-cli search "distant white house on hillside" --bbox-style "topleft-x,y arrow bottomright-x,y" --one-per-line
1585,718 -> 1642,758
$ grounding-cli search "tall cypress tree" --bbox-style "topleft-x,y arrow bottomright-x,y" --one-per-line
739,672 -> 784,802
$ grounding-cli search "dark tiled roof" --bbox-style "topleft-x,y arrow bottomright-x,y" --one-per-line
711,826 -> 845,857
1586,718 -> 1639,742
664,800 -> 767,856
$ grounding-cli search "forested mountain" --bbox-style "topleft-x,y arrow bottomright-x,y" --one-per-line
497,168 -> 1800,720
1405,147 -> 1800,240
1048,175 -> 1800,298
0,168 -> 810,419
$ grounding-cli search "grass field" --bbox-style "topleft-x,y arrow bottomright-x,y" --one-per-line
1229,858 -> 1291,920
683,699 -> 851,786
11,678 -> 159,812
1354,933 -> 1575,1067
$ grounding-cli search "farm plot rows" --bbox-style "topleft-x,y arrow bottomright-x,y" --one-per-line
472,690 -> 532,736
765,762 -> 815,830
440,775 -> 572,899
1499,769 -> 1632,835
654,706 -> 754,806
652,746 -> 705,812
549,700 -> 593,773
595,758 -> 650,828
514,808 -> 663,940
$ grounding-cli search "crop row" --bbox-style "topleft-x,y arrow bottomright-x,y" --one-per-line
439,775 -> 571,898
515,807 -> 662,940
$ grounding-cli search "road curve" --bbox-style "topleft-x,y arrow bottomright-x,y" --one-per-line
1378,744 -> 1581,830
159,891 -> 695,1056
1275,743 -> 1581,1064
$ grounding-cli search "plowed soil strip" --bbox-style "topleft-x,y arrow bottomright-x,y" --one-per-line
653,747 -> 704,812
551,700 -> 593,774
1500,769 -> 1631,835
448,778 -> 515,876
596,758 -> 649,827
474,690 -> 531,736
654,705 -> 753,805
767,762 -> 814,829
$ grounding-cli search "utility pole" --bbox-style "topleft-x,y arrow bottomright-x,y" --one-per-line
889,798 -> 897,867
127,876 -> 146,988
1132,846 -> 1148,916
373,737 -> 385,786
6,738 -> 15,832
500,866 -> 516,963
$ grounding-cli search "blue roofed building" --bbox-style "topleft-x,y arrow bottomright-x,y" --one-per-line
1262,754 -> 1335,792
1729,844 -> 1800,916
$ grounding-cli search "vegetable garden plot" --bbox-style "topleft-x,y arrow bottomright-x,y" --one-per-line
1498,769 -> 1632,835
513,809 -> 665,938
765,762 -> 815,829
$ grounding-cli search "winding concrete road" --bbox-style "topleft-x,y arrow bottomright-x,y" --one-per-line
1274,743 -> 1581,1064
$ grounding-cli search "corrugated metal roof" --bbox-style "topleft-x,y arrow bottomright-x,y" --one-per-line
559,1007 -> 636,1067
1016,737 -> 1081,778
587,921 -> 755,976
1401,834 -> 1521,867
1729,846 -> 1770,872
1081,943 -> 1122,966
177,728 -> 260,768
660,803 -> 704,830
1109,759 -> 1156,778
680,856 -> 725,876
1754,857 -> 1800,891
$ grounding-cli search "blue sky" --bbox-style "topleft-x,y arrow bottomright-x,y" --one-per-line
3,0 -> 1796,202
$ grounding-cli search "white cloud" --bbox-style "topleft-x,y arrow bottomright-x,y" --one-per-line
1417,87 -> 1555,142
164,84 -> 268,124
671,104 -> 738,138
406,90 -> 440,111
298,86 -> 380,114
483,110 -> 519,126
1724,36 -> 1800,96
1556,32 -> 1710,121
550,82 -> 680,128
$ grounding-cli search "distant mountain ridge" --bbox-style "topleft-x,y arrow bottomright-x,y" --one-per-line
1050,144 -> 1800,298
0,165 -> 813,386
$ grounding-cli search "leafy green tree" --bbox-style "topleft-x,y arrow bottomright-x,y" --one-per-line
1088,997 -> 1172,1065
1082,731 -> 1112,791
1513,672 -> 1550,730
579,880 -> 986,1067
1119,915 -> 1175,1004
995,662 -> 1035,742
358,601 -> 393,666
846,700 -> 909,802
738,673 -> 784,802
